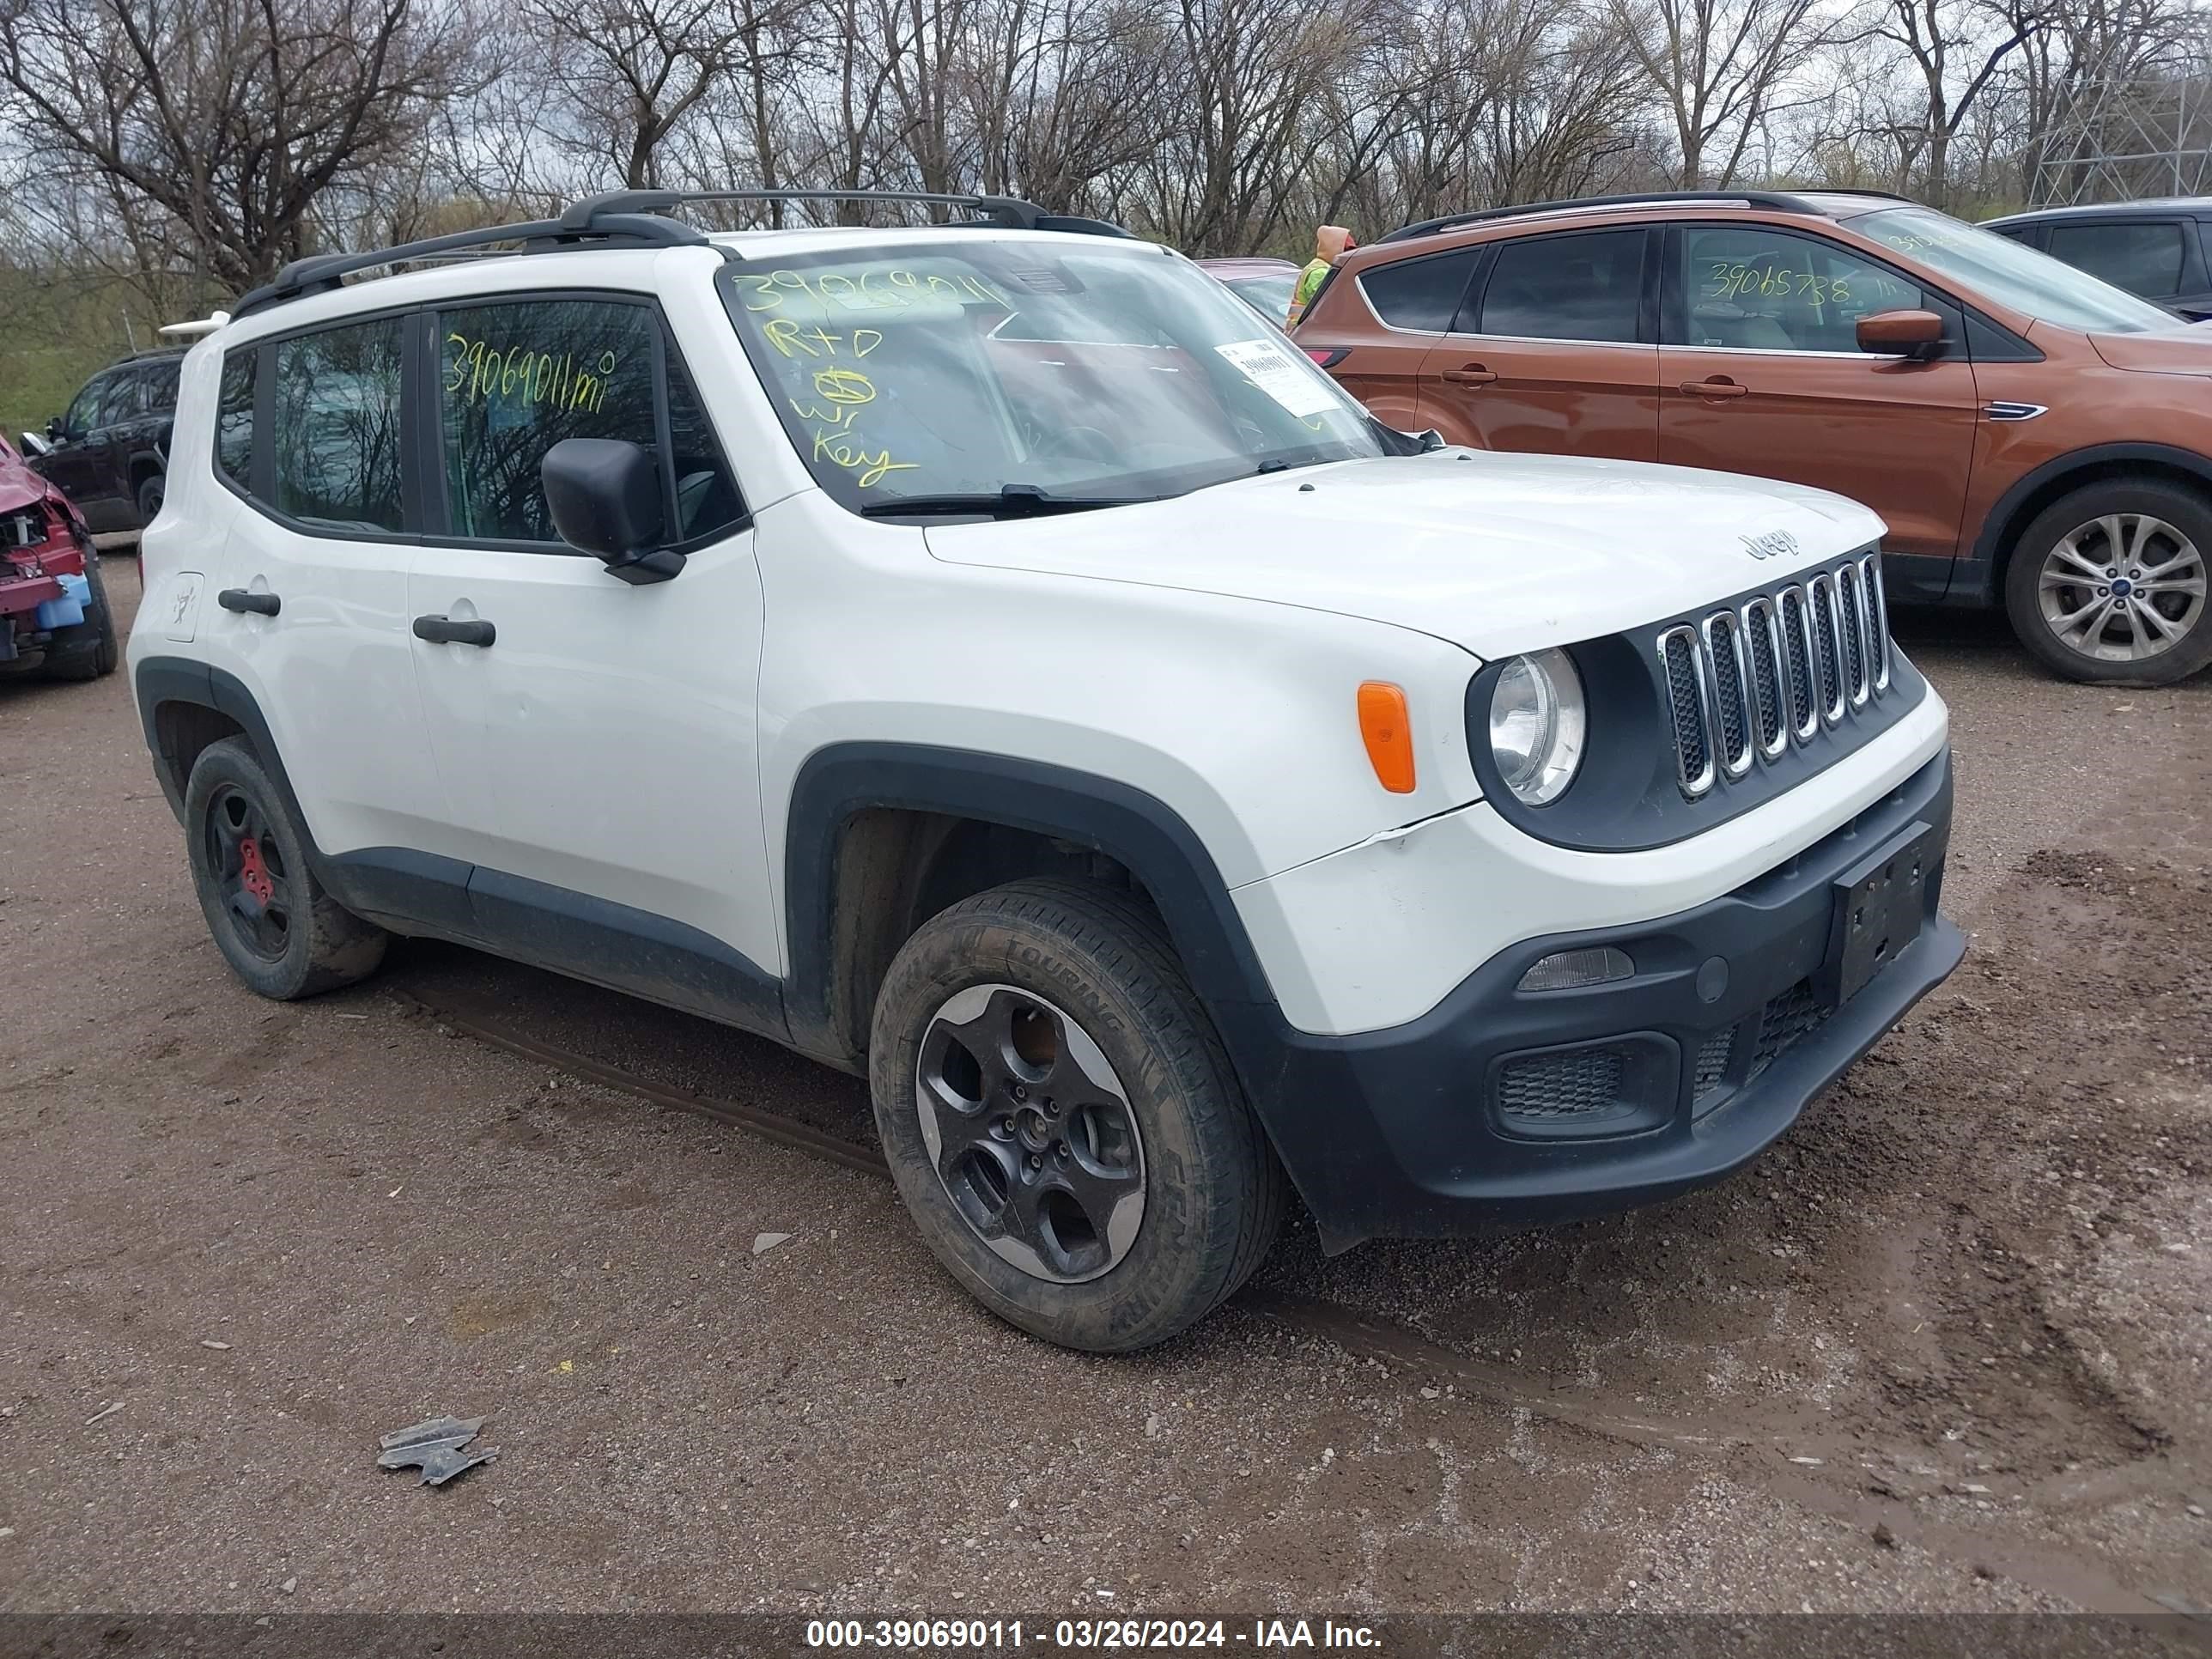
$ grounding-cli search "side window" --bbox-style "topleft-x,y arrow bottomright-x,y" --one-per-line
2045,221 -> 2185,300
1358,250 -> 1480,332
273,316 -> 404,533
142,361 -> 182,414
98,370 -> 148,423
1476,230 -> 1644,343
438,297 -> 738,546
1674,225 -> 1925,352
216,349 -> 257,489
65,375 -> 111,434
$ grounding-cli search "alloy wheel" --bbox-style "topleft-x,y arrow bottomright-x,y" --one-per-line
2038,513 -> 2208,664
914,983 -> 1146,1284
204,785 -> 290,962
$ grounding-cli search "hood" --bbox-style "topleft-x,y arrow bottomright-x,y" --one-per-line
0,442 -> 58,515
1312,225 -> 1352,262
2088,325 -> 2212,375
923,450 -> 1885,660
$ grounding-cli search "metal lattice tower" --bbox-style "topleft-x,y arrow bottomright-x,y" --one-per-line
2033,30 -> 2212,204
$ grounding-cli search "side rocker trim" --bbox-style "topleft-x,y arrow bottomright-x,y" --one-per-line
133,655 -> 786,1041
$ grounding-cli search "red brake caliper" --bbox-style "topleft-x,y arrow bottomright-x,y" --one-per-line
239,837 -> 275,906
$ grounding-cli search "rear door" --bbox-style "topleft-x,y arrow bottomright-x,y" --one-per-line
1321,246 -> 1481,434
1656,222 -> 1979,561
1417,227 -> 1660,462
214,312 -> 456,880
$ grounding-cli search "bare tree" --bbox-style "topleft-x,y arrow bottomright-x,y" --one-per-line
1606,0 -> 1826,184
526,0 -> 799,188
0,0 -> 479,294
1839,0 -> 2047,205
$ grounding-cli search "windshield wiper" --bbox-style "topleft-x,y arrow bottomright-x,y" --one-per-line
859,484 -> 1137,520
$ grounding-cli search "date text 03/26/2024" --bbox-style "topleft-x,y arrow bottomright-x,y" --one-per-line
805,1619 -> 1382,1650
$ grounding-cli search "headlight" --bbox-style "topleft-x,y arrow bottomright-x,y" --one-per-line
1487,648 -> 1586,805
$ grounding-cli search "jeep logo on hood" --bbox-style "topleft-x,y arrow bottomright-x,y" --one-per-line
1741,530 -> 1800,561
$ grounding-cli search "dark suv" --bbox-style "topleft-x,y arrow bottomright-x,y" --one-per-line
29,349 -> 185,546
1984,199 -> 2212,321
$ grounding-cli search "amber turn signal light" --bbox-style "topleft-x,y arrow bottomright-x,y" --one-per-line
1357,682 -> 1416,793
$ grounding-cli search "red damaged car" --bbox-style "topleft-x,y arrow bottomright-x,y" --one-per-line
0,434 -> 118,682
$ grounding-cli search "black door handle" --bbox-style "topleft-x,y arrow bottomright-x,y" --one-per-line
216,587 -> 280,617
412,614 -> 495,647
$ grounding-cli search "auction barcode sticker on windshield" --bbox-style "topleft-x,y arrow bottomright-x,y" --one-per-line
1216,338 -> 1338,418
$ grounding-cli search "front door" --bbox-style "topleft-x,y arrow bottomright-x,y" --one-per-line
1418,226 -> 1660,462
1657,222 -> 1979,561
404,292 -> 780,1023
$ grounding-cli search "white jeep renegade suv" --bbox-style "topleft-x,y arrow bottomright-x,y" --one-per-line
129,189 -> 1964,1352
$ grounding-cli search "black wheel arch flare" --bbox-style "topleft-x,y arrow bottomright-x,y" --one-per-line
781,744 -> 1421,1218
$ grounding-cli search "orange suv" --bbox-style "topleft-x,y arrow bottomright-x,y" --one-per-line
1297,188 -> 2212,684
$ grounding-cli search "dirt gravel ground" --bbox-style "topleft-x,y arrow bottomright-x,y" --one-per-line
2,558 -> 2209,1621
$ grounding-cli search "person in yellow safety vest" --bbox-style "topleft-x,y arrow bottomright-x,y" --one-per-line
1286,225 -> 1355,327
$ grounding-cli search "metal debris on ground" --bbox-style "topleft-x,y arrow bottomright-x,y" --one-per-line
375,1414 -> 497,1486
752,1231 -> 793,1255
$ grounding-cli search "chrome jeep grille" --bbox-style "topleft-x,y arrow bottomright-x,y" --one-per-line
1658,553 -> 1894,800
1702,610 -> 1753,778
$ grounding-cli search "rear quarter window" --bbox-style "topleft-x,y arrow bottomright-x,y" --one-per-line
216,350 -> 257,489
1358,251 -> 1480,332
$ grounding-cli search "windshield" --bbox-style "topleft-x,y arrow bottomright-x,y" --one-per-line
719,240 -> 1383,514
1856,207 -> 2183,334
1223,272 -> 1297,326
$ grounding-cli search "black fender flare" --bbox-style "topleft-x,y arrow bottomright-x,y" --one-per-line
782,743 -> 1278,1033
134,656 -> 313,842
782,741 -> 1423,1249
1967,441 -> 2212,603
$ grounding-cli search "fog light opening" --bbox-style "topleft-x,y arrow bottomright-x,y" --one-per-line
1517,945 -> 1635,993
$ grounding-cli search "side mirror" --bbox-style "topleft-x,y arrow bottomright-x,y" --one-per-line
1856,309 -> 1946,361
19,430 -> 52,459
541,437 -> 682,585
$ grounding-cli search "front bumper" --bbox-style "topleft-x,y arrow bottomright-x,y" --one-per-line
1222,749 -> 1962,1251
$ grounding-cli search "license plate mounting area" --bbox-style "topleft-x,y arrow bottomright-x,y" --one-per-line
1818,820 -> 1933,1010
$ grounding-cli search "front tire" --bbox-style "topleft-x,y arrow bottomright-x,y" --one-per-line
869,878 -> 1285,1352
2004,479 -> 2212,684
184,737 -> 387,999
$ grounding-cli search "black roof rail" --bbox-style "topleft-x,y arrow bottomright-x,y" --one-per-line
231,212 -> 705,319
1379,190 -> 1839,245
1796,187 -> 1921,207
558,187 -> 1133,240
230,186 -> 1133,320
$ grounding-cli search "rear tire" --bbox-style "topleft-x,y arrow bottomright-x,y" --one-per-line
42,549 -> 118,681
183,737 -> 387,999
137,472 -> 165,526
2004,478 -> 2212,684
869,878 -> 1285,1352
